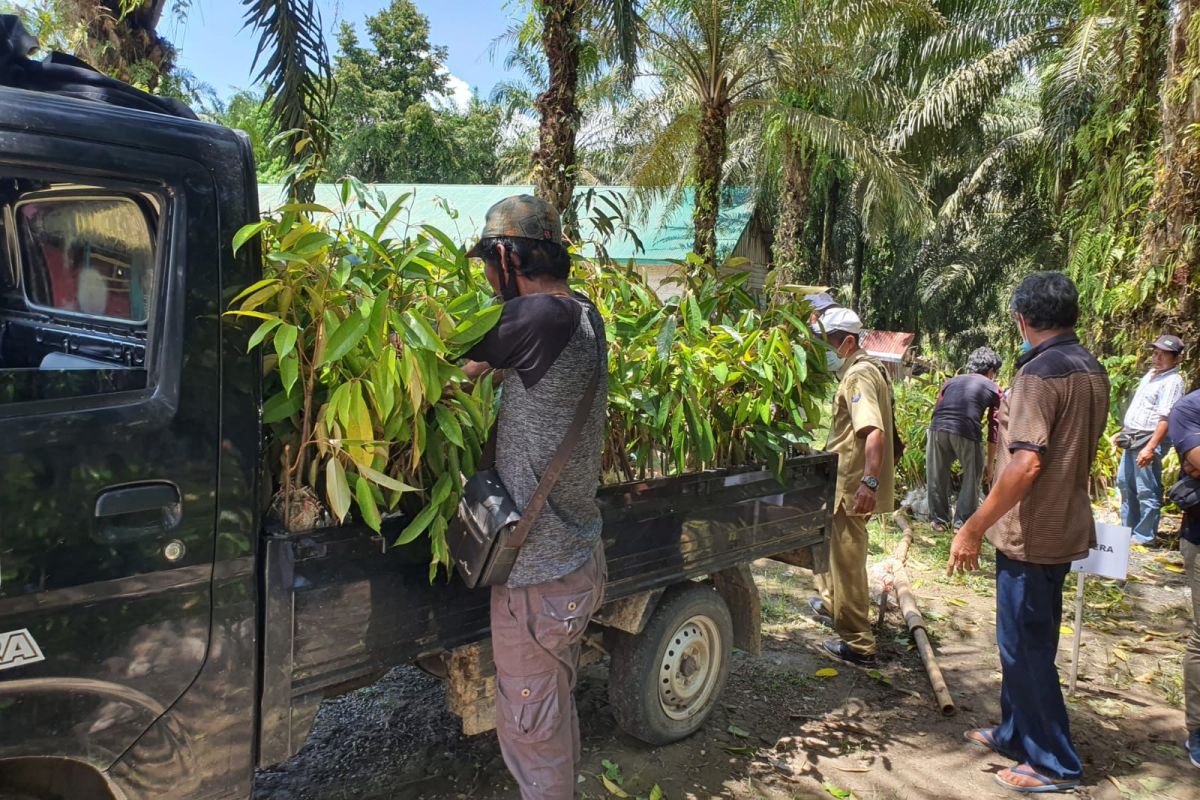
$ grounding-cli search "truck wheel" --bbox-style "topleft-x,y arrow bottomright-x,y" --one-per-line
608,582 -> 733,745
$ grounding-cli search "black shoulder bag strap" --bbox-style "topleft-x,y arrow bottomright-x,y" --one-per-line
507,308 -> 604,549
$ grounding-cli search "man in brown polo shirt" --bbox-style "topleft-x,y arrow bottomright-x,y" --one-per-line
947,272 -> 1109,793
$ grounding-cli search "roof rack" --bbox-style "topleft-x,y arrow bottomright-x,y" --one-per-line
0,14 -> 197,121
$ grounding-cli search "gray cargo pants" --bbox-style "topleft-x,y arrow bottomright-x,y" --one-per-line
926,428 -> 985,528
490,546 -> 606,800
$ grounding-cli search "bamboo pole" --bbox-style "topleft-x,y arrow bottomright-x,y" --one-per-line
888,508 -> 957,716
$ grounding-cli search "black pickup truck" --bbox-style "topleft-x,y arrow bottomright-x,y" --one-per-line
0,74 -> 834,800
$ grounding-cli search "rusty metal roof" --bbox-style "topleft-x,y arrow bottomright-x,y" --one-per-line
861,330 -> 916,357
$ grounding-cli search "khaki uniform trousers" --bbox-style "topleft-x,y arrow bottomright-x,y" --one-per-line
815,504 -> 876,656
490,547 -> 606,800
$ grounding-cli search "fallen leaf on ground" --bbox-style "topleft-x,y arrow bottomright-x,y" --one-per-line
815,668 -> 839,678
1162,564 -> 1185,573
1113,648 -> 1128,662
822,782 -> 854,799
834,764 -> 872,773
946,598 -> 968,607
600,776 -> 630,798
1137,777 -> 1172,793
728,724 -> 751,738
648,785 -> 663,800
1060,625 -> 1074,635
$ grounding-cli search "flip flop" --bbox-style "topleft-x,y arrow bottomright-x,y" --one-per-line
994,765 -> 1080,794
963,727 -> 1002,754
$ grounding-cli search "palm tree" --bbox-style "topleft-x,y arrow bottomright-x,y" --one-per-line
530,0 -> 641,215
758,0 -> 940,282
633,0 -> 772,263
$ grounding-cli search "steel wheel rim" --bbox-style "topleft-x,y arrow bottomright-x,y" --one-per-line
657,614 -> 722,721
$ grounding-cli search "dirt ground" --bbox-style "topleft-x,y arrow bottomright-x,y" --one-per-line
255,506 -> 1199,800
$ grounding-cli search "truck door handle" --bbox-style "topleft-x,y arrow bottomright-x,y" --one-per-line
94,482 -> 182,543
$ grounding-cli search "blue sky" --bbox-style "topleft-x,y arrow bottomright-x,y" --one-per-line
171,0 -> 524,102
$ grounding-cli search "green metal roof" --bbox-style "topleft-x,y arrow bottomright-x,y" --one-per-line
257,184 -> 755,264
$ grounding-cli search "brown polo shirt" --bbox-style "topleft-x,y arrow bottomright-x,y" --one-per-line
988,333 -> 1109,563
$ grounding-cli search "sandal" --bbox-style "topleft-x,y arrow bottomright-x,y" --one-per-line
963,728 -> 1002,755
994,764 -> 1080,794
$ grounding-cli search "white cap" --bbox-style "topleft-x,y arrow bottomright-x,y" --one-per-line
818,307 -> 863,336
804,292 -> 838,312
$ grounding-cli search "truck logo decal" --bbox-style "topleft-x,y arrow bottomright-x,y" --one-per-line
0,629 -> 45,671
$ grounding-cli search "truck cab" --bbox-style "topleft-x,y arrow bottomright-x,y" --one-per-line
0,82 -> 265,799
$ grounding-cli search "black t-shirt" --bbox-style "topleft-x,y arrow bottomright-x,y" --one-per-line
930,373 -> 1001,443
465,293 -> 582,388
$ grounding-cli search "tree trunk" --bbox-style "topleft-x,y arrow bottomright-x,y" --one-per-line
819,177 -> 840,285
534,0 -> 583,226
773,135 -> 812,281
1139,0 -> 1200,365
851,216 -> 865,311
692,98 -> 728,265
77,0 -> 174,88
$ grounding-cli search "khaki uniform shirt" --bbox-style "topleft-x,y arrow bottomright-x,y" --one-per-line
826,350 -> 896,516
987,334 -> 1109,563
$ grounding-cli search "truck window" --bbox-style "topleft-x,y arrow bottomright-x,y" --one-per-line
0,181 -> 161,407
16,195 -> 155,323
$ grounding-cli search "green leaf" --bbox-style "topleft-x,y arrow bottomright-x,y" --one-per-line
355,476 -> 382,532
435,405 -> 465,448
430,471 -> 454,507
322,309 -> 371,365
727,724 -> 751,738
356,462 -> 418,493
395,501 -> 438,546
275,323 -> 299,360
401,310 -> 446,353
248,318 -> 283,351
822,783 -> 852,799
262,390 -> 302,424
447,303 -> 503,347
279,352 -> 299,396
325,458 -> 352,523
232,220 -> 270,255
229,277 -> 279,306
648,786 -> 663,800
656,316 -> 678,360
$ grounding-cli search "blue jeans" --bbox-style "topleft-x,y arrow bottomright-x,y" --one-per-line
1118,445 -> 1164,544
992,551 -> 1082,781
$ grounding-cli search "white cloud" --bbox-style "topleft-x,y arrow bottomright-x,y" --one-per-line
429,71 -> 473,114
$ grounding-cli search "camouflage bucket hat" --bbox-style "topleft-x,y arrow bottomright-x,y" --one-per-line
466,194 -> 563,257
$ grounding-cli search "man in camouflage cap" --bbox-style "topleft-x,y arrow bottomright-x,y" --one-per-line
462,194 -> 610,799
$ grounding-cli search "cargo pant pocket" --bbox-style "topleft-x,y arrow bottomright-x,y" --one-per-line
497,669 -> 561,744
535,588 -> 596,652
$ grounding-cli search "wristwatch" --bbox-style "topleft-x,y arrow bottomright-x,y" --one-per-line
860,476 -> 879,492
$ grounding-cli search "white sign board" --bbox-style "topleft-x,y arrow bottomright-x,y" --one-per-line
1071,523 -> 1132,581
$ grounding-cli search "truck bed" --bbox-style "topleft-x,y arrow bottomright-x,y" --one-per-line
257,453 -> 835,765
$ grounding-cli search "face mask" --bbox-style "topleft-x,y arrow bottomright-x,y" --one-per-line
1020,340 -> 1033,354
825,347 -> 845,372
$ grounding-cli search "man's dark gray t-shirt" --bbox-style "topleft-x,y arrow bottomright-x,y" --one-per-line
465,291 -> 608,587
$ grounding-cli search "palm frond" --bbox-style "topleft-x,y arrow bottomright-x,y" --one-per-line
241,0 -> 333,198
891,30 -> 1047,150
938,126 -> 1048,221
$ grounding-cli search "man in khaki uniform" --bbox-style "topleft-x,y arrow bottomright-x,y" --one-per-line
809,307 -> 895,663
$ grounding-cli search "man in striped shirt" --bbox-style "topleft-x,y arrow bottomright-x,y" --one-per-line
1113,335 -> 1186,545
948,272 -> 1109,793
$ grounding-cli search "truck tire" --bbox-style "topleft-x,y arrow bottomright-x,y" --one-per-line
607,582 -> 733,745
